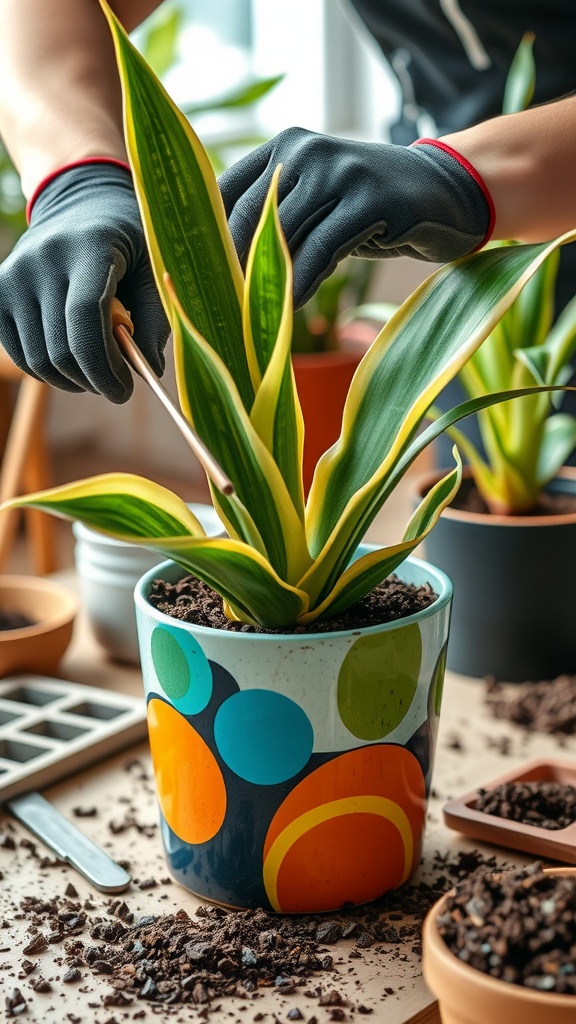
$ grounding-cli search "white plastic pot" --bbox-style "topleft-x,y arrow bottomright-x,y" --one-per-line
73,503 -> 224,664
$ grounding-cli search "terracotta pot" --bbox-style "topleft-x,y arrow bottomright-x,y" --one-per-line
422,867 -> 576,1024
292,349 -> 363,495
134,548 -> 452,911
0,575 -> 78,677
414,467 -> 576,681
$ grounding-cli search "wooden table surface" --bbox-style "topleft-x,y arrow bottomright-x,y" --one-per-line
1,573 -> 573,1024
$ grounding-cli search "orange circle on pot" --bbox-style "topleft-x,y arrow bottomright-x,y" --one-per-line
147,698 -> 227,844
263,745 -> 425,912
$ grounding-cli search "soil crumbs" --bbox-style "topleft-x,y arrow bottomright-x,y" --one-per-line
485,674 -> 576,735
5,849 -> 502,1018
437,861 -> 576,993
475,781 -> 576,831
149,573 -> 437,633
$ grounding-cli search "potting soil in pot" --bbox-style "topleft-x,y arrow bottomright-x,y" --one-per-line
475,782 -> 576,831
436,862 -> 576,992
0,610 -> 35,630
450,478 -> 576,517
148,573 -> 437,632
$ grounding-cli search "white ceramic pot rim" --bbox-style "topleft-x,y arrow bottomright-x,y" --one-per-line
413,466 -> 576,528
134,549 -> 453,643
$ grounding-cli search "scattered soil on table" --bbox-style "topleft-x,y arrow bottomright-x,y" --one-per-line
6,849 -> 503,1016
436,861 -> 576,993
149,573 -> 437,633
449,477 -> 576,517
485,674 -> 576,735
0,609 -> 35,631
476,781 -> 576,831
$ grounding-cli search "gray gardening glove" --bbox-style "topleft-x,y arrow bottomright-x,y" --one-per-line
219,128 -> 493,308
0,162 -> 169,403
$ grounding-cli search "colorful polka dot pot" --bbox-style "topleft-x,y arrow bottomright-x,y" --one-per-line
134,548 -> 452,912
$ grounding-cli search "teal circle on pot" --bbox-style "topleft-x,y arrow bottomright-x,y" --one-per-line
214,690 -> 314,785
337,624 -> 422,740
150,624 -> 212,715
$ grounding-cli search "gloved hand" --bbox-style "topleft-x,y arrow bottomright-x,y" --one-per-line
219,128 -> 493,308
0,161 -> 169,403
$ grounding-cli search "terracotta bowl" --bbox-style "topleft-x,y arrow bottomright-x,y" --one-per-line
0,575 -> 78,677
422,867 -> 576,1024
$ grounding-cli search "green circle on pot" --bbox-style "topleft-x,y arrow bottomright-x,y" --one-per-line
337,624 -> 421,740
150,624 -> 212,715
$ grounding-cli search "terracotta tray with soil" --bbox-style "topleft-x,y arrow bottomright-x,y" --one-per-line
443,757 -> 576,863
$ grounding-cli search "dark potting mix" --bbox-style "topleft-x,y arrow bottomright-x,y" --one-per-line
475,781 -> 576,831
436,861 -> 576,993
148,573 -> 437,633
485,674 -> 576,735
0,610 -> 35,631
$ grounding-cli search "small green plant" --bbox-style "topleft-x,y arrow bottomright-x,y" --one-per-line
2,5 -> 574,629
434,33 -> 576,514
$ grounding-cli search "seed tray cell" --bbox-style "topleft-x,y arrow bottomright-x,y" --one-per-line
443,757 -> 576,864
0,674 -> 147,801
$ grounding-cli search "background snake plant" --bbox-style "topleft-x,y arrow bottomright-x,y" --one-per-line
2,6 -> 575,628
434,33 -> 576,514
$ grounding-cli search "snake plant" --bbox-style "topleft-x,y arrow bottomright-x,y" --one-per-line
435,34 -> 576,514
2,5 -> 575,627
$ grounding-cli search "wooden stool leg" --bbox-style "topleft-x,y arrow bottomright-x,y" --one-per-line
0,378 -> 52,573
21,385 -> 58,575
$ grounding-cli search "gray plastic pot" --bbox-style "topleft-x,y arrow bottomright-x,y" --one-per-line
415,468 -> 576,682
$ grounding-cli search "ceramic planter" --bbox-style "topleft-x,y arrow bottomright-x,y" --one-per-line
416,468 -> 576,682
134,548 -> 452,912
73,503 -> 224,665
422,868 -> 576,1024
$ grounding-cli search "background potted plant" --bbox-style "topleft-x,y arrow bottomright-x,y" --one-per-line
417,34 -> 576,682
3,2 -> 575,911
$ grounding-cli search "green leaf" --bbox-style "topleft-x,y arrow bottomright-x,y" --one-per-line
502,32 -> 535,115
168,281 -> 311,584
183,75 -> 284,115
244,166 -> 305,514
101,1 -> 254,410
301,457 -> 462,621
145,535 -> 309,627
537,414 -> 576,489
0,474 -> 204,539
303,233 -> 576,604
139,3 -> 182,78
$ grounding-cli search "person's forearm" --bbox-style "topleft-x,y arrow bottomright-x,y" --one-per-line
0,0 -> 162,198
441,95 -> 576,243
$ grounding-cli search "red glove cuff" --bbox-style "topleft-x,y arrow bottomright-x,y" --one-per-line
26,157 -> 132,223
412,138 -> 495,251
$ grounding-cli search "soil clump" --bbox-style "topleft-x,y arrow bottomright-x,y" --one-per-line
475,781 -> 576,831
